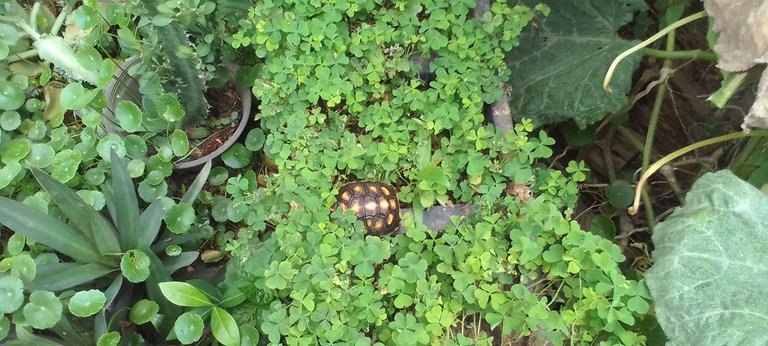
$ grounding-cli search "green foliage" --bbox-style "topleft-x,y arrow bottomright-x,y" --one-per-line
506,0 -> 647,128
646,170 -> 768,345
0,151 -> 212,343
221,0 -> 652,344
135,0 -> 210,127
159,281 -> 243,345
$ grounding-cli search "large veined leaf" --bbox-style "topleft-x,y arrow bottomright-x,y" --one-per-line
31,262 -> 116,292
646,170 -> 768,345
506,0 -> 647,127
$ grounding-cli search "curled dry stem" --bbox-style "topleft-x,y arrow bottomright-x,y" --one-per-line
628,130 -> 768,215
603,11 -> 707,93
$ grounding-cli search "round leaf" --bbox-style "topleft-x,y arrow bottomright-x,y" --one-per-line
0,276 -> 24,314
0,82 -> 24,111
115,100 -> 143,133
23,290 -> 63,329
605,180 -> 634,209
129,299 -> 159,325
120,249 -> 151,283
170,129 -> 189,157
0,110 -> 21,130
51,149 -> 82,183
165,203 -> 195,234
97,134 -> 126,162
221,143 -> 252,169
244,128 -> 265,151
208,167 -> 229,186
0,315 -> 9,341
26,143 -> 55,169
68,290 -> 106,317
60,83 -> 96,110
174,312 -> 204,345
96,331 -> 121,346
3,139 -> 30,163
0,162 -> 22,189
124,135 -> 148,159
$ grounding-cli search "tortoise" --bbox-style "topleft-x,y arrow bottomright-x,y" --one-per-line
333,181 -> 401,236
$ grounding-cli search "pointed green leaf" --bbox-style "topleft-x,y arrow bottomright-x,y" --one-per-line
31,262 -> 115,292
110,150 -> 141,249
211,306 -> 240,346
162,251 -> 199,274
0,196 -> 101,263
159,281 -> 213,307
138,200 -> 164,247
31,167 -> 121,257
180,160 -> 211,205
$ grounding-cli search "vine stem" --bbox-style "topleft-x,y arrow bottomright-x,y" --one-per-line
603,11 -> 707,93
628,130 -> 768,215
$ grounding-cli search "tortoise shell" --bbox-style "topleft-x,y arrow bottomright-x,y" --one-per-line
334,181 -> 401,236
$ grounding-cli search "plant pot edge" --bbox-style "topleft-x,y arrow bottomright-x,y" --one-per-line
102,57 -> 254,171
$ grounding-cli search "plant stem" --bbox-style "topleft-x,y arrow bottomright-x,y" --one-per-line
628,130 -> 768,215
50,2 -> 74,35
5,49 -> 39,63
603,11 -> 707,92
642,48 -> 718,61
638,29 -> 676,227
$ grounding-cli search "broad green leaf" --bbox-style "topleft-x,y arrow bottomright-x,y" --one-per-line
110,151 -> 141,249
26,143 -> 56,168
1,110 -> 21,130
68,290 -> 106,317
31,167 -> 121,258
130,299 -> 159,325
115,100 -> 143,133
605,180 -> 634,209
646,170 -> 768,345
170,129 -> 189,157
0,196 -> 101,263
0,276 -> 24,314
0,162 -> 22,189
97,332 -> 120,346
165,203 -> 195,234
0,316 -> 8,340
60,83 -> 97,110
50,149 -> 82,182
180,160 -> 212,205
23,290 -> 63,329
97,135 -> 127,162
0,82 -> 24,110
221,143 -> 252,169
244,128 -> 265,151
173,312 -> 204,344
121,249 -> 151,283
159,281 -> 213,307
211,306 -> 240,346
31,262 -> 115,292
506,0 -> 647,127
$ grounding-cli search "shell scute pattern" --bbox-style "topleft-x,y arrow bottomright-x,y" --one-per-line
335,181 -> 401,235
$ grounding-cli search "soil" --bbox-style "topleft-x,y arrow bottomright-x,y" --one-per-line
183,83 -> 243,162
